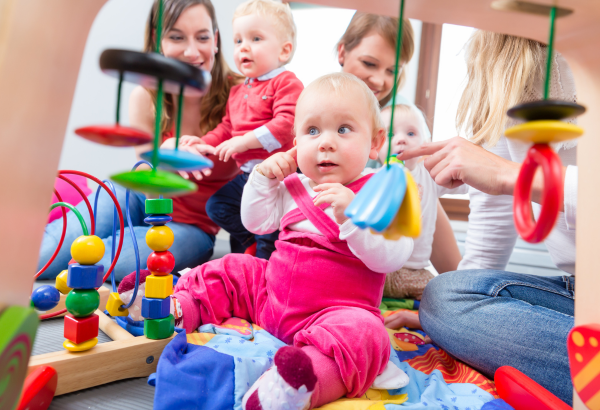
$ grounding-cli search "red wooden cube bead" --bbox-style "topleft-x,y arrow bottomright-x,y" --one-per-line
64,313 -> 99,344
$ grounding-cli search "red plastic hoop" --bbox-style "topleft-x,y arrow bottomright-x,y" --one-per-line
513,144 -> 563,243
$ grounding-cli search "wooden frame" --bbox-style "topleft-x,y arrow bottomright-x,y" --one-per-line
29,310 -> 174,395
2,1 -> 600,408
439,198 -> 469,221
414,22 -> 443,132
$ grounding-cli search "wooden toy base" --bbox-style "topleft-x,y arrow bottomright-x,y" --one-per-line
28,309 -> 174,395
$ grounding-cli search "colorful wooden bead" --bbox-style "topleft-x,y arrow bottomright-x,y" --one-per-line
568,324 -> 600,410
147,251 -> 175,275
141,297 -> 171,319
64,313 -> 99,344
0,306 -> 38,410
18,365 -> 58,410
110,169 -> 197,196
145,198 -> 173,215
140,149 -> 213,172
144,214 -> 172,226
145,274 -> 173,299
106,292 -> 129,317
66,263 -> 104,289
507,100 -> 586,121
31,285 -> 60,311
504,120 -> 584,143
55,269 -> 72,295
144,314 -> 174,340
63,337 -> 98,352
70,235 -> 105,265
65,289 -> 100,317
146,226 -> 174,252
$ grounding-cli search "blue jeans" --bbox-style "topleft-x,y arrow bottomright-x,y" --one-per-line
420,270 -> 575,405
38,185 -> 215,282
206,172 -> 278,260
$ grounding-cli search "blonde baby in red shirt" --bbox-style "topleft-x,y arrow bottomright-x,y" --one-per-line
193,0 -> 304,259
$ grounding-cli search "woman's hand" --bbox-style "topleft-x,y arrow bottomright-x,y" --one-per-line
313,183 -> 355,225
257,147 -> 297,181
397,137 -> 520,196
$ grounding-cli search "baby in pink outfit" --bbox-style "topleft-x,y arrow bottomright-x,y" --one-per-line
173,73 -> 413,409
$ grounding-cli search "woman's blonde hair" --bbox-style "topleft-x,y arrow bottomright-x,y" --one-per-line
295,72 -> 385,141
233,0 -> 296,64
337,12 -> 414,107
144,0 -> 243,135
456,30 -> 544,147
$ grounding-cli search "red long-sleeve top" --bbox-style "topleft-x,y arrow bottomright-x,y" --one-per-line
201,70 -> 304,168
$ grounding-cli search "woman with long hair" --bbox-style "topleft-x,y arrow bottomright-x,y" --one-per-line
39,0 -> 241,281
399,31 -> 578,404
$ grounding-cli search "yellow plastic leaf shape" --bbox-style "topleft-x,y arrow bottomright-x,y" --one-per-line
383,169 -> 421,240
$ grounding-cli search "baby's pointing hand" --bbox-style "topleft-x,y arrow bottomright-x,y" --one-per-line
312,183 -> 355,225
257,147 -> 297,181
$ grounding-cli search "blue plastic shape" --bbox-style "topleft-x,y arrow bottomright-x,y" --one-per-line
142,296 -> 171,319
344,164 -> 407,232
144,215 -> 173,226
140,149 -> 213,171
67,263 -> 104,289
31,285 -> 61,311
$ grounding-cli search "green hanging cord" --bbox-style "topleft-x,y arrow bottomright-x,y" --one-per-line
152,0 -> 165,171
544,6 -> 557,100
115,72 -> 123,125
153,79 -> 164,170
50,203 -> 89,236
155,0 -> 164,53
175,84 -> 184,151
386,0 -> 406,169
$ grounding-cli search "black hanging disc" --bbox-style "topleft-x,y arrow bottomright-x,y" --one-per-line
100,49 -> 210,97
507,100 -> 585,121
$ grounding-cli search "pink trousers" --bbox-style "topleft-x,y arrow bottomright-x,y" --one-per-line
174,173 -> 390,407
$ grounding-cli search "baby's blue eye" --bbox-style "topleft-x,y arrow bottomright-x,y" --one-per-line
308,127 -> 319,136
235,38 -> 241,44
408,132 -> 415,137
338,126 -> 350,134
253,36 -> 261,41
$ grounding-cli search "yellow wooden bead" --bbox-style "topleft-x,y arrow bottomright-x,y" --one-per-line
55,269 -> 72,295
504,120 -> 584,143
383,169 -> 422,240
63,337 -> 98,352
106,292 -> 129,317
71,235 -> 105,265
145,274 -> 173,299
146,226 -> 174,252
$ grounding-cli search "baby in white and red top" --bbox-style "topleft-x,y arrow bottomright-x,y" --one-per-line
194,0 -> 303,259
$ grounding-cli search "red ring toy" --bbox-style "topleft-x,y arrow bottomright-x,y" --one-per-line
513,144 -> 563,243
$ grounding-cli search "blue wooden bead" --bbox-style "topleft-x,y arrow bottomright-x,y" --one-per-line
141,297 -> 171,319
31,285 -> 61,311
144,215 -> 172,226
67,264 -> 104,289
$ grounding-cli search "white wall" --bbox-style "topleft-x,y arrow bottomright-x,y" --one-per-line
58,0 -> 245,182
287,6 -> 421,104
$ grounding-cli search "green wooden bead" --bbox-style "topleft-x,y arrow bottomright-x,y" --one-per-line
144,314 -> 174,340
145,198 -> 173,215
65,289 -> 100,317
